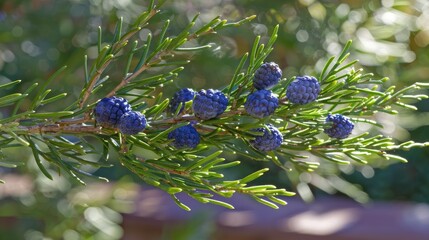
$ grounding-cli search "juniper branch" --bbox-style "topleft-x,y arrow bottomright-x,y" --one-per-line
0,2 -> 428,210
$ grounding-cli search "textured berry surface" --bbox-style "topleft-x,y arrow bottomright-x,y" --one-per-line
245,89 -> 278,118
250,124 -> 283,151
118,111 -> 147,135
169,88 -> 195,114
253,62 -> 282,90
286,76 -> 321,104
324,114 -> 354,139
168,124 -> 200,149
94,96 -> 131,128
192,89 -> 228,120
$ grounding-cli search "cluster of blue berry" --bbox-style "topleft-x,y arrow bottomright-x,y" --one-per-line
93,62 -> 355,151
245,62 -> 283,151
94,96 -> 147,135
246,62 -> 354,151
167,88 -> 228,149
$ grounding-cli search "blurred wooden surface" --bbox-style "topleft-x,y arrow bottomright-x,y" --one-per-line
0,175 -> 428,240
122,187 -> 429,240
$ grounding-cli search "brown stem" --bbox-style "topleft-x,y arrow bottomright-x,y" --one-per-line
79,9 -> 159,109
25,124 -> 103,135
150,114 -> 197,125
79,62 -> 110,109
187,28 -> 215,41
106,64 -> 149,98
106,21 -> 217,98
150,109 -> 244,126
105,49 -> 172,98
56,117 -> 94,125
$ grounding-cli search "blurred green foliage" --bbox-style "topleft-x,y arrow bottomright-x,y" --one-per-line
1,0 -> 429,238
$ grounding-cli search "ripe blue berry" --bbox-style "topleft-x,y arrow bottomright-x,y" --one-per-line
245,89 -> 278,118
118,111 -> 147,135
286,76 -> 321,104
250,124 -> 283,152
168,124 -> 200,149
324,114 -> 354,139
94,96 -> 131,128
169,88 -> 195,115
192,89 -> 228,120
253,62 -> 282,90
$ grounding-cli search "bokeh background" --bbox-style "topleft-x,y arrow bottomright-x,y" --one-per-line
1,0 -> 429,239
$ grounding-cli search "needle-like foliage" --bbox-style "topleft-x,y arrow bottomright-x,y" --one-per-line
0,0 -> 428,210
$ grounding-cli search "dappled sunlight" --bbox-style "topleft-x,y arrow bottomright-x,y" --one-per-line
281,209 -> 358,235
218,211 -> 256,227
